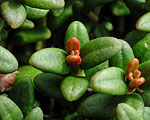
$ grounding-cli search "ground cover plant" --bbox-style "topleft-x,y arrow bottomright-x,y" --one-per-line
1,0 -> 150,120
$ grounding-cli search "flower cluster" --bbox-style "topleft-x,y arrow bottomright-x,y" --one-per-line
125,58 -> 145,93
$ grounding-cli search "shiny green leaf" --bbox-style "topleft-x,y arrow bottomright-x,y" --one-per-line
90,67 -> 128,95
61,76 -> 89,102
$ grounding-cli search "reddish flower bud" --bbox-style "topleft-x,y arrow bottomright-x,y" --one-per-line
66,54 -> 82,65
125,58 -> 139,75
66,37 -> 80,53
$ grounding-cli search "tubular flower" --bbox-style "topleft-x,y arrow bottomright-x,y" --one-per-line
125,58 -> 145,93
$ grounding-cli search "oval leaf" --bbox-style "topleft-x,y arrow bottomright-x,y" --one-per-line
136,12 -> 150,32
1,0 -> 27,29
144,107 -> 150,120
111,1 -> 130,16
122,93 -> 144,116
13,27 -> 51,45
26,5 -> 49,19
140,84 -> 150,106
78,93 -> 119,119
84,61 -> 108,80
24,107 -> 43,120
139,60 -> 150,82
80,37 -> 122,69
22,0 -> 65,10
20,19 -> 34,29
0,95 -> 23,120
34,73 -> 64,100
65,21 -> 89,48
61,76 -> 89,102
90,67 -> 128,95
0,46 -> 18,73
16,65 -> 43,83
110,40 -> 134,70
124,30 -> 148,47
29,48 -> 70,75
116,103 -> 143,120
133,33 -> 150,63
8,77 -> 34,115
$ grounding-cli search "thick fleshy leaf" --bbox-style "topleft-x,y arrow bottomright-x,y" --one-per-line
51,5 -> 73,30
0,18 -> 4,31
20,19 -> 34,29
8,77 -> 34,115
133,33 -> 150,63
110,40 -> 134,70
122,93 -> 144,116
90,67 -> 128,95
140,82 -> 150,106
1,0 -> 26,29
26,5 -> 49,19
0,46 -> 18,73
61,76 -> 89,102
34,73 -> 64,100
139,60 -> 150,82
144,107 -> 150,120
13,27 -> 51,45
80,37 -> 122,69
0,95 -> 23,120
29,48 -> 70,75
136,12 -> 150,32
111,1 -> 130,16
116,103 -> 143,120
65,21 -> 89,48
24,107 -> 43,120
124,30 -> 148,47
16,65 -> 43,83
22,0 -> 65,10
78,93 -> 120,119
84,61 -> 108,80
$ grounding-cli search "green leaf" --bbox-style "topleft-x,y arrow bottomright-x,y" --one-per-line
51,5 -> 73,30
110,40 -> 134,70
80,37 -> 122,69
20,19 -> 34,29
140,82 -> 150,106
34,73 -> 64,100
116,103 -> 143,120
93,24 -> 110,38
9,77 -> 34,115
16,65 -> 43,83
124,30 -> 148,47
90,67 -> 128,95
1,0 -> 27,29
144,107 -> 150,120
0,95 -> 23,120
122,93 -> 144,116
78,93 -> 119,119
61,76 -> 89,102
133,33 -> 150,63
136,12 -> 150,32
13,27 -> 51,45
22,0 -> 65,10
24,107 -> 43,120
84,61 -> 108,80
139,60 -> 150,82
29,48 -> 70,75
26,5 -> 49,19
111,1 -> 130,16
0,18 -> 4,31
64,112 -> 78,120
0,46 -> 18,73
65,21 -> 90,49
